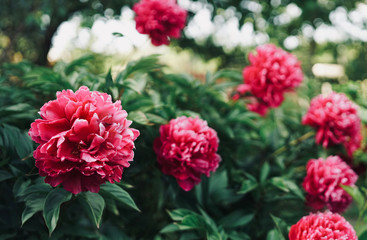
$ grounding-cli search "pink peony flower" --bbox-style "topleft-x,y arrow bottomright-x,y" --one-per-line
302,156 -> 358,213
133,0 -> 187,46
153,116 -> 221,191
233,44 -> 303,116
289,212 -> 357,240
302,92 -> 362,156
29,86 -> 139,194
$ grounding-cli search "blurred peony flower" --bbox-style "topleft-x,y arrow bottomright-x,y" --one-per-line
289,212 -> 357,240
29,86 -> 139,194
154,116 -> 221,191
233,44 -> 303,116
302,92 -> 362,156
302,156 -> 358,213
133,0 -> 187,46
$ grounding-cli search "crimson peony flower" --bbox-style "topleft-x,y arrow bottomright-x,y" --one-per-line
302,92 -> 362,156
302,156 -> 358,213
29,86 -> 139,194
133,0 -> 187,46
289,212 -> 357,240
233,44 -> 303,116
154,116 -> 221,191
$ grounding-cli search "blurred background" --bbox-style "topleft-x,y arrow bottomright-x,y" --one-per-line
1,0 -> 367,81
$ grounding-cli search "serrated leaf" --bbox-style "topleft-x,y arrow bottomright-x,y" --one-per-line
22,192 -> 47,225
43,188 -> 72,235
79,192 -> 105,228
100,183 -> 140,212
341,185 -> 365,210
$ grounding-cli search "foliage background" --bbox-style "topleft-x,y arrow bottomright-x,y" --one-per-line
2,0 -> 367,239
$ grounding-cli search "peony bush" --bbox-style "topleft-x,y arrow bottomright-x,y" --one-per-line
1,2 -> 367,238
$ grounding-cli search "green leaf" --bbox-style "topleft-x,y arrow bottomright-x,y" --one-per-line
112,32 -> 124,37
209,69 -> 243,84
160,223 -> 193,233
341,185 -> 365,210
78,192 -> 105,228
105,68 -> 113,89
145,113 -> 167,124
43,188 -> 72,235
128,111 -> 152,125
22,182 -> 51,196
238,179 -> 258,195
168,209 -> 196,222
125,77 -> 147,94
13,177 -> 31,198
15,132 -> 33,159
22,192 -> 47,225
0,170 -> 12,182
260,162 -> 270,184
219,212 -> 254,229
269,214 -> 287,240
116,54 -> 161,83
267,229 -> 285,240
64,55 -> 94,75
270,177 -> 304,200
359,230 -> 367,240
100,183 -> 140,212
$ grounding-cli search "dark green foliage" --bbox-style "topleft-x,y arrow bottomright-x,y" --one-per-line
0,55 -> 365,239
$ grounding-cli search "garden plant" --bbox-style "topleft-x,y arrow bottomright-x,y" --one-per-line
1,0 -> 367,239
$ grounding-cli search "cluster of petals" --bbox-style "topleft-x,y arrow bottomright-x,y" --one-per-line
153,116 -> 221,191
302,92 -> 362,156
302,156 -> 358,213
133,0 -> 187,46
29,86 -> 139,194
233,44 -> 303,116
289,212 -> 357,240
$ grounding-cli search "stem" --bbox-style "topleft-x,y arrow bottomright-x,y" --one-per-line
270,131 -> 315,158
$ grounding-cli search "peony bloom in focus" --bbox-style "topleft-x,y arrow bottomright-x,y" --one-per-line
289,212 -> 357,240
154,116 -> 221,191
302,156 -> 358,213
233,44 -> 303,116
133,0 -> 187,46
302,92 -> 362,156
29,86 -> 139,194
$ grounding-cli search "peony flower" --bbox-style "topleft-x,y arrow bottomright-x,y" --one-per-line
29,86 -> 139,194
133,0 -> 187,46
153,116 -> 221,191
302,156 -> 358,213
289,212 -> 357,240
302,92 -> 362,156
233,44 -> 303,116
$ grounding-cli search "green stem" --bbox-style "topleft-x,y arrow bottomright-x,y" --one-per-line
271,131 -> 315,158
